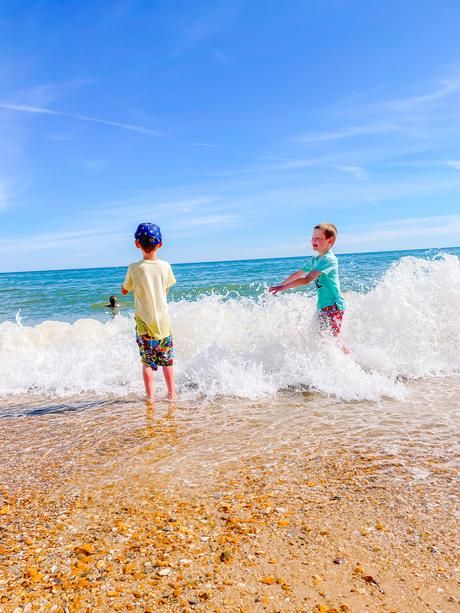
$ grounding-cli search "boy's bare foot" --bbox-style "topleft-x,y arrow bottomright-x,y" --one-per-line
167,392 -> 177,401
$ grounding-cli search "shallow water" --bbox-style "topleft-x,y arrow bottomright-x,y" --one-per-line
1,249 -> 459,517
1,247 -> 459,326
1,253 -> 459,403
1,376 -> 459,514
2,385 -> 459,612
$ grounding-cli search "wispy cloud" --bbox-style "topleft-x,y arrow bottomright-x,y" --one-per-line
340,213 -> 460,249
71,111 -> 162,136
338,165 -> 368,180
381,79 -> 460,111
213,50 -> 231,63
0,176 -> 30,212
317,75 -> 460,121
98,194 -> 219,217
0,103 -> 55,115
294,123 -> 402,143
272,159 -> 325,170
210,157 -> 328,177
0,179 -> 8,211
85,159 -> 105,171
0,102 -> 163,136
171,3 -> 243,56
46,133 -> 76,142
189,141 -> 221,148
0,228 -> 119,253
445,160 -> 460,170
3,80 -> 93,110
184,213 -> 239,227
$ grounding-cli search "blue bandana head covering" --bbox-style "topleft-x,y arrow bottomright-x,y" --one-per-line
134,223 -> 162,248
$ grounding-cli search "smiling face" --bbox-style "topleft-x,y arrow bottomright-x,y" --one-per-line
311,228 -> 334,255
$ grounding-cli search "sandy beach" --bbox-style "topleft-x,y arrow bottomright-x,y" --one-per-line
2,0 -> 460,608
1,383 -> 459,612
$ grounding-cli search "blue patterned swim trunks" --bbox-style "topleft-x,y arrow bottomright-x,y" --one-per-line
136,332 -> 174,370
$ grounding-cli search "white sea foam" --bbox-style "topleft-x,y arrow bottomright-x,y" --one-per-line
0,255 -> 459,400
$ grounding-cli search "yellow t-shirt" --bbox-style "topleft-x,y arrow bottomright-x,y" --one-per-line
123,259 -> 176,339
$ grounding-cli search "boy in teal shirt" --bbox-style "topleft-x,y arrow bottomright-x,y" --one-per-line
269,223 -> 346,339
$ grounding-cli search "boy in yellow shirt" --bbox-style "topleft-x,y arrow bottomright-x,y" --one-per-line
121,223 -> 177,400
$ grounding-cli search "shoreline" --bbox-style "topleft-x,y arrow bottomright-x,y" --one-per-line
1,395 -> 459,611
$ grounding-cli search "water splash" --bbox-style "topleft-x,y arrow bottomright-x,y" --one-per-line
0,255 -> 459,401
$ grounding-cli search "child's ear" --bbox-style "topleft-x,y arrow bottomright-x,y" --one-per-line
135,239 -> 141,249
157,242 -> 163,249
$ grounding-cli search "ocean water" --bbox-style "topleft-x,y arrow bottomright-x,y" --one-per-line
0,246 -> 459,402
1,247 -> 460,542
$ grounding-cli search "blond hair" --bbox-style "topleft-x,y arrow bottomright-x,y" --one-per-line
314,222 -> 337,242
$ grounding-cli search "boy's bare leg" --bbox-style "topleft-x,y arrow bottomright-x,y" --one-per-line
142,365 -> 155,398
332,331 -> 350,355
162,365 -> 177,400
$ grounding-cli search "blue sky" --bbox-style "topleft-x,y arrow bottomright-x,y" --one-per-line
1,0 -> 460,272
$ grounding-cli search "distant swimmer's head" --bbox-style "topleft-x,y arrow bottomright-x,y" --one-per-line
312,222 -> 337,253
134,222 -> 163,253
109,295 -> 117,307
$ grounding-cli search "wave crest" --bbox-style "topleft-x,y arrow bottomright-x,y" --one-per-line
1,255 -> 459,400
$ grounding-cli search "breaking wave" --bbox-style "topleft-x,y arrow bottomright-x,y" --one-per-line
1,255 -> 459,401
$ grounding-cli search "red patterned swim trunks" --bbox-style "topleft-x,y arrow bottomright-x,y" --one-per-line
318,303 -> 344,336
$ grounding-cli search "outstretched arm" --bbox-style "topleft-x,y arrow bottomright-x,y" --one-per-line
280,269 -> 307,285
268,269 -> 305,295
269,270 -> 321,295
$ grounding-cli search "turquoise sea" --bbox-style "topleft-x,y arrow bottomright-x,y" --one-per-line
0,246 -> 459,403
1,247 -> 459,556
1,247 -> 459,326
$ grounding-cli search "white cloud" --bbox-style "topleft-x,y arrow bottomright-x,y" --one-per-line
86,159 -> 105,171
382,79 -> 460,111
46,133 -> 76,142
0,180 -> 8,211
338,165 -> 368,180
71,111 -> 163,136
0,103 -> 55,115
2,81 -> 84,111
0,102 -> 163,136
190,141 -> 220,148
0,228 -> 125,253
295,124 -> 401,143
339,214 -> 460,250
0,176 -> 29,212
98,194 -> 219,217
271,159 -> 324,170
213,50 -> 230,63
184,214 -> 239,227
210,157 -> 327,177
445,160 -> 460,170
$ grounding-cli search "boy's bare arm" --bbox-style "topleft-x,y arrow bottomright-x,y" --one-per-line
269,270 -> 321,295
280,269 -> 306,285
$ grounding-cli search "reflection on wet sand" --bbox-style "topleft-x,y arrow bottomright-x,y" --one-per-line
0,380 -> 459,610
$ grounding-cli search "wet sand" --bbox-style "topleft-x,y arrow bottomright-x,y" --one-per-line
1,386 -> 459,612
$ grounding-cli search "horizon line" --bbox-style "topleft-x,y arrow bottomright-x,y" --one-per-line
0,244 -> 458,275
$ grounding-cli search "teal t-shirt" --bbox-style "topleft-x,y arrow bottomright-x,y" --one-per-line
302,251 -> 345,311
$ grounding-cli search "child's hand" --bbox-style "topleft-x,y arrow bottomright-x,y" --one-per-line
269,285 -> 284,295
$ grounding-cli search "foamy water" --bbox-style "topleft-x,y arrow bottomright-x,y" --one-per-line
1,254 -> 459,402
2,250 -> 459,609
